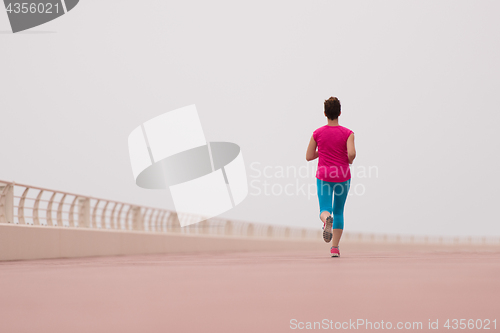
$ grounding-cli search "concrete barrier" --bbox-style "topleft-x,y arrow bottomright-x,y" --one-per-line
0,224 -> 326,261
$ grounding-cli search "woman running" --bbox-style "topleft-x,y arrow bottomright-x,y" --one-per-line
306,97 -> 356,257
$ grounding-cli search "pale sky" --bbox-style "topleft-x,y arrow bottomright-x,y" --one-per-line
1,0 -> 499,237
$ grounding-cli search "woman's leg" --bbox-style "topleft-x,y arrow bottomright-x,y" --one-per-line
331,179 -> 351,247
317,178 -> 334,223
317,178 -> 335,242
320,211 -> 331,224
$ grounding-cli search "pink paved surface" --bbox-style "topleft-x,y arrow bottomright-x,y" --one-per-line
1,243 -> 499,332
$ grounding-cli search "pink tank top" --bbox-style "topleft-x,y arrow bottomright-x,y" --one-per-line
313,125 -> 353,183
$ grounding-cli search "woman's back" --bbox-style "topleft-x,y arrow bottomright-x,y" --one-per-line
313,125 -> 353,183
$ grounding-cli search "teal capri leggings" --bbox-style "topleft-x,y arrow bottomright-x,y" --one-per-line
317,178 -> 351,230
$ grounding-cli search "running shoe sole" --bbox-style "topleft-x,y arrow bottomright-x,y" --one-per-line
323,216 -> 333,243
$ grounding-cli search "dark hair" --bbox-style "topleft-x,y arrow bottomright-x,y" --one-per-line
324,97 -> 341,120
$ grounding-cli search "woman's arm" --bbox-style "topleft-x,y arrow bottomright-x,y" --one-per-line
347,133 -> 356,164
306,135 -> 318,161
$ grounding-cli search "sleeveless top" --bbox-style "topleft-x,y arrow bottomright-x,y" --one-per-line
313,125 -> 353,183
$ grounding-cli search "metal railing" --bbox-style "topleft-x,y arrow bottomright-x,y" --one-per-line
0,180 -> 322,240
1,180 -> 499,245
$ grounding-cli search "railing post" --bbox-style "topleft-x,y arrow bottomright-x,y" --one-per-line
266,226 -> 273,238
0,183 -> 14,224
247,223 -> 254,237
168,213 -> 180,233
78,197 -> 91,228
132,206 -> 142,231
199,220 -> 209,234
224,220 -> 233,236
